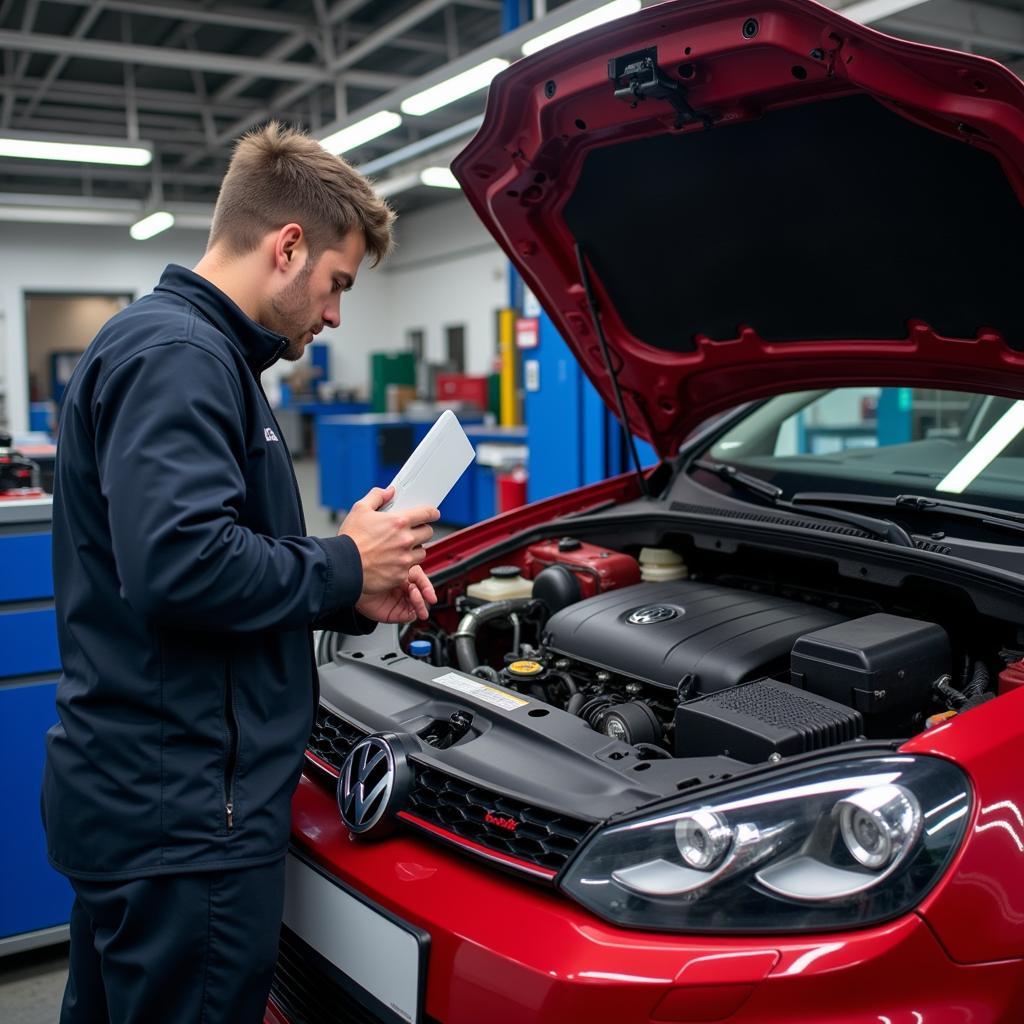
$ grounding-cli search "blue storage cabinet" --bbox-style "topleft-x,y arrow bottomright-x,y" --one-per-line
0,498 -> 73,956
316,413 -> 485,525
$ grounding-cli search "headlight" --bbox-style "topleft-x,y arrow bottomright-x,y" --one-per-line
560,755 -> 970,933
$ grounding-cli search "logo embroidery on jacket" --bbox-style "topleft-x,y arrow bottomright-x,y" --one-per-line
264,427 -> 279,442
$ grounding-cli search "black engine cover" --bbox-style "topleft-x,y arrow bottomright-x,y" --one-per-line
544,580 -> 845,693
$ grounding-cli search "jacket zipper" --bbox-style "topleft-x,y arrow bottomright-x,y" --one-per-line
256,348 -> 321,724
224,663 -> 240,832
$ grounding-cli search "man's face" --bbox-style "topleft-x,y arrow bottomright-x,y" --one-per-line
266,229 -> 367,361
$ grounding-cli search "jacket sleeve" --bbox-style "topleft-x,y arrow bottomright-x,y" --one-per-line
93,339 -> 363,632
313,606 -> 379,636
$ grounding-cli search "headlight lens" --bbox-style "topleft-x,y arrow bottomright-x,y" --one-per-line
560,755 -> 970,933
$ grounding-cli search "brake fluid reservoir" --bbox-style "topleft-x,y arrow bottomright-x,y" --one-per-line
466,565 -> 534,601
639,547 -> 688,582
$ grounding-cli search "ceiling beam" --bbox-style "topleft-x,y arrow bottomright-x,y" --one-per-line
0,160 -> 221,185
0,77 -> 256,117
18,2 -> 107,124
210,29 -> 316,105
329,0 -> 454,74
53,0 -> 313,35
0,29 -> 330,83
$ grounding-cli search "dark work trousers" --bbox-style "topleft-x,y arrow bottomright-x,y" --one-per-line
59,858 -> 286,1024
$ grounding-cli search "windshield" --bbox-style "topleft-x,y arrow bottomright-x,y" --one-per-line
702,387 -> 1024,513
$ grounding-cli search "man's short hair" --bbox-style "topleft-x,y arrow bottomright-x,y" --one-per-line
208,121 -> 395,266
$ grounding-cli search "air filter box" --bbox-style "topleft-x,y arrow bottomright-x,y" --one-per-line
674,678 -> 862,762
790,613 -> 950,729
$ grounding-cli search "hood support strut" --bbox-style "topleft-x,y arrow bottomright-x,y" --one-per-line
575,242 -> 652,498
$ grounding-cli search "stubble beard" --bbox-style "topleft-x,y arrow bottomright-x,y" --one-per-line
268,258 -> 315,361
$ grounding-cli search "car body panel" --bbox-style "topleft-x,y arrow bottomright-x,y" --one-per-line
453,0 -> 1024,457
272,775 -> 1024,1024
905,686 -> 1024,964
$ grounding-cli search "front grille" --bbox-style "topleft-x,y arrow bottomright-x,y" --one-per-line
270,924 -> 438,1024
307,707 -> 365,767
406,766 -> 592,873
305,708 -> 593,877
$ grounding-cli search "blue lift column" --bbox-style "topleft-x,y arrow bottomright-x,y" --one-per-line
524,309 -> 659,503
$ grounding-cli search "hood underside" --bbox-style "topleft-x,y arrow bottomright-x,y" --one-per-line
453,0 -> 1024,457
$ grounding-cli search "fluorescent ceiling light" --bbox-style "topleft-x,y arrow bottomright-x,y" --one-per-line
936,400 -> 1024,494
401,58 -> 509,116
419,167 -> 460,189
320,111 -> 402,155
0,136 -> 151,166
838,0 -> 933,24
521,0 -> 641,56
130,210 -> 175,240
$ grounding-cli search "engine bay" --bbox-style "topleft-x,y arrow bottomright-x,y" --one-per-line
382,535 -> 1021,767
313,527 -> 1024,788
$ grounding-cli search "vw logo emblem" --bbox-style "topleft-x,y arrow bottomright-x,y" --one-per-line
627,605 -> 680,625
337,733 -> 413,839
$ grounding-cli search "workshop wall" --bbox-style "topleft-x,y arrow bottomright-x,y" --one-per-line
0,197 -> 508,431
0,222 -> 209,433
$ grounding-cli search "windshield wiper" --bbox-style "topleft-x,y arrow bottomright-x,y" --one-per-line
692,460 -> 915,547
790,491 -> 1024,538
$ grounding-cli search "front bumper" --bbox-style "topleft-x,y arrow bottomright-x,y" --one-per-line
267,774 -> 1024,1024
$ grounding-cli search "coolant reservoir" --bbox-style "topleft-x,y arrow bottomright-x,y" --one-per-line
466,565 -> 534,601
639,547 -> 688,582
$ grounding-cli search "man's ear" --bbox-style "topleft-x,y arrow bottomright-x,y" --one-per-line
274,223 -> 304,272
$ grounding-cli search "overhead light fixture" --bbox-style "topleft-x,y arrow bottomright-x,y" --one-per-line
0,134 -> 152,166
320,111 -> 403,156
130,210 -> 175,241
936,400 -> 1024,494
521,0 -> 641,56
419,167 -> 460,189
838,0 -> 933,23
401,59 -> 510,116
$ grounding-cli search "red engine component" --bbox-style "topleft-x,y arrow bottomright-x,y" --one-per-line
998,659 -> 1024,695
524,538 -> 640,598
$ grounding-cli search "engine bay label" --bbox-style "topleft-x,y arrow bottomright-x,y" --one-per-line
431,672 -> 528,711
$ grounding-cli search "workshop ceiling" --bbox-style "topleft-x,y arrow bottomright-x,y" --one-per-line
0,0 -> 1022,223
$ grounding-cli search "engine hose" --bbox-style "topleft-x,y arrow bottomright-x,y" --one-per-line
933,674 -> 968,709
547,670 -> 578,696
575,696 -> 616,729
963,660 -> 990,700
452,598 -> 535,673
566,692 -> 586,717
472,665 -> 501,683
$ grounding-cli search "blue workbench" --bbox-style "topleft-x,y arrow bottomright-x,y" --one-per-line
0,497 -> 73,956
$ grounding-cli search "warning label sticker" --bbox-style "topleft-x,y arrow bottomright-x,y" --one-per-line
431,672 -> 528,711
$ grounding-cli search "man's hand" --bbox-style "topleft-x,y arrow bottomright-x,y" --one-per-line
338,486 -> 440,594
356,565 -> 437,623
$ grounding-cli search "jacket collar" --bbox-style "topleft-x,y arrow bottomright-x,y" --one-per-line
155,264 -> 287,373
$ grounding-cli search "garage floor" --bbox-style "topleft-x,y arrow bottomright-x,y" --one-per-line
0,945 -> 68,1023
0,455 -> 456,1019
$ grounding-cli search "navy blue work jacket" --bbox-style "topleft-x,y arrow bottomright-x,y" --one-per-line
43,264 -> 368,879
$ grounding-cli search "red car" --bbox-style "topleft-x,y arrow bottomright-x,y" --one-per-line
267,2 -> 1024,1021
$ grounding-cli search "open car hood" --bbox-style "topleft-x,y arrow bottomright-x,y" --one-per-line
452,0 -> 1024,458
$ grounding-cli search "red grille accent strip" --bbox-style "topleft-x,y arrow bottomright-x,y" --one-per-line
397,811 -> 559,880
305,750 -> 339,778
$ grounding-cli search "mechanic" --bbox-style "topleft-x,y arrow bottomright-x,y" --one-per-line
41,122 -> 439,1024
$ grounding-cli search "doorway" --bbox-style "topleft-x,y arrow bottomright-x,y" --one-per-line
24,292 -> 132,408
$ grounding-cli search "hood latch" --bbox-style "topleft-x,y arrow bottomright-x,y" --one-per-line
609,47 -> 713,129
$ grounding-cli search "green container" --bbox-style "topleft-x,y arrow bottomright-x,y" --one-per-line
370,352 -> 416,412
